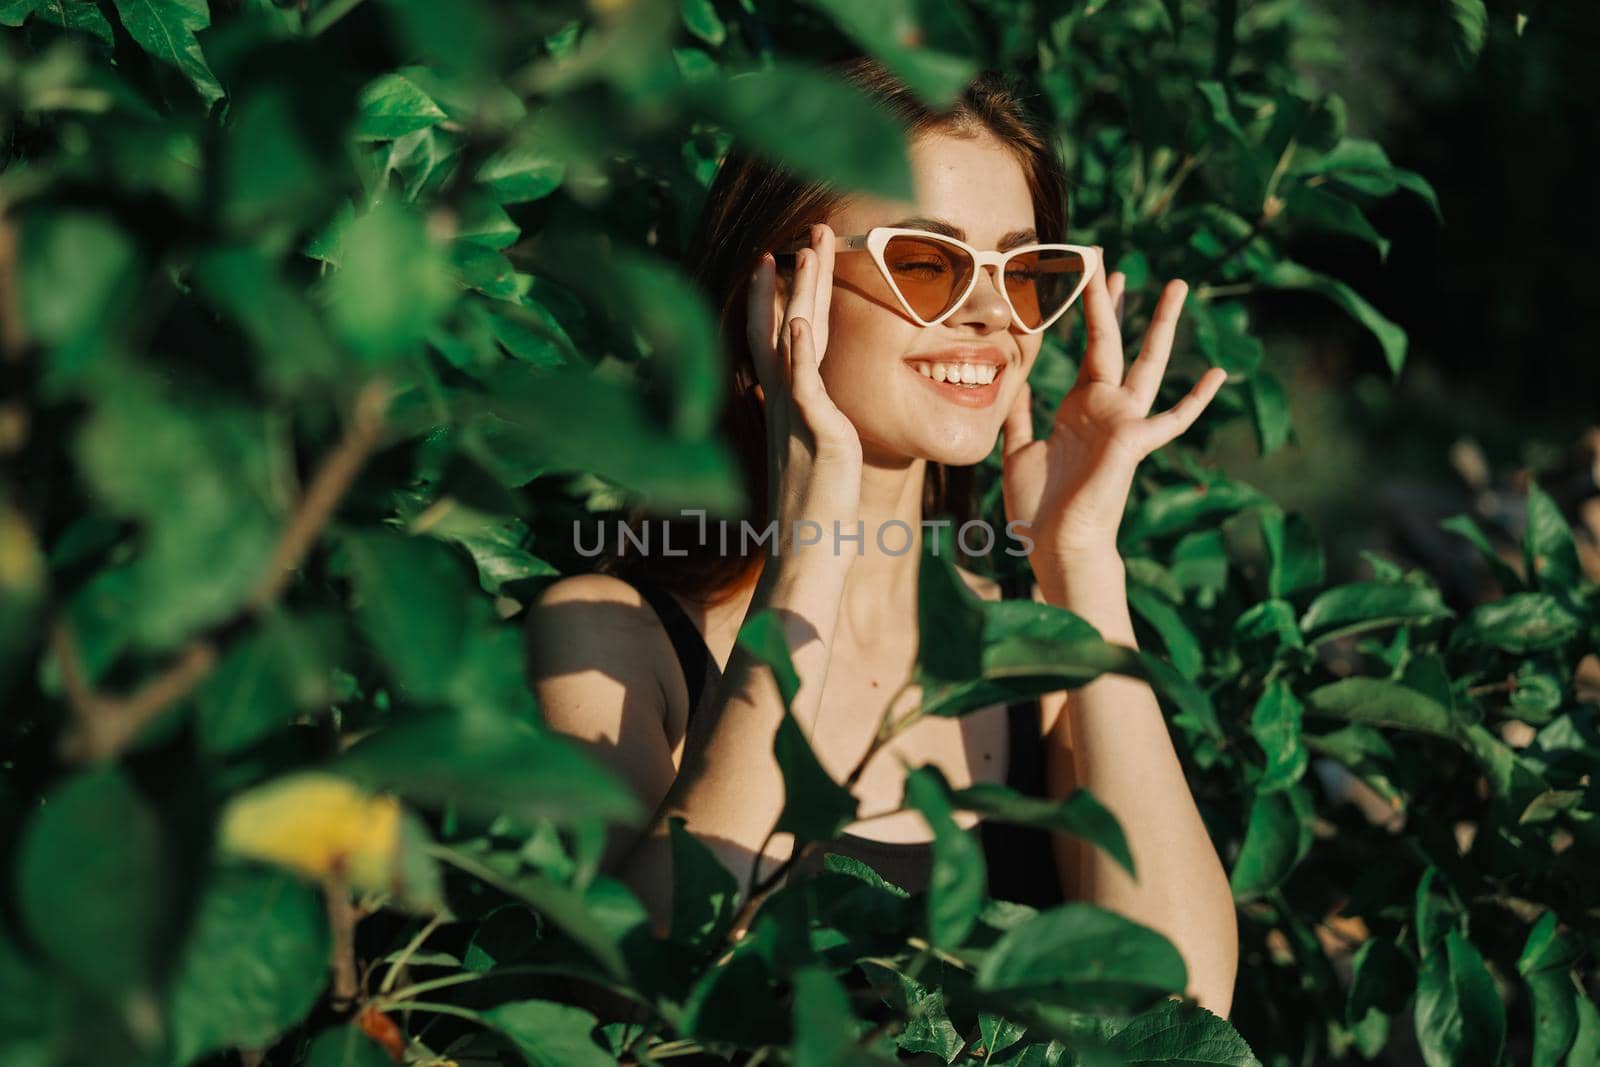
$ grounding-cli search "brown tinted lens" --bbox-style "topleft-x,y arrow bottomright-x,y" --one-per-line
882,235 -> 974,322
1005,248 -> 1088,329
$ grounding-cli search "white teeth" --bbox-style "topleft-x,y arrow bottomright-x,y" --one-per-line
909,360 -> 1000,386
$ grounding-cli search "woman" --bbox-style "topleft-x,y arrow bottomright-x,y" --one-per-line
524,56 -> 1239,1017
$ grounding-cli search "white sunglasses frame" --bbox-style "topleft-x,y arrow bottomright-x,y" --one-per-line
775,226 -> 1102,335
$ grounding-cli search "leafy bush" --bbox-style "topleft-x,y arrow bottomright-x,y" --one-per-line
0,1 -> 1594,1066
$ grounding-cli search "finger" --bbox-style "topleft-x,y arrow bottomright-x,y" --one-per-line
1001,377 -> 1034,458
1109,271 -> 1126,327
1079,247 -> 1123,385
787,316 -> 824,409
813,223 -> 836,365
1138,366 -> 1227,450
747,253 -> 779,393
782,246 -> 819,380
1123,279 -> 1189,414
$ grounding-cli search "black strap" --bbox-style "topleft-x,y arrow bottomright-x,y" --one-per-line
633,578 -> 722,723
994,569 -> 1046,793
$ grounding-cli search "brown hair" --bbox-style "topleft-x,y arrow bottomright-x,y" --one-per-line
596,54 -> 1071,607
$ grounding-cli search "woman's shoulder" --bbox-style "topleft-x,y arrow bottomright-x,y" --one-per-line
522,572 -> 680,705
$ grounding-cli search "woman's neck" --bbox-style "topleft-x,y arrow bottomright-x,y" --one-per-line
834,452 -> 929,648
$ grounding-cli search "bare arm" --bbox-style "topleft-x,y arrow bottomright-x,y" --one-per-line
1034,556 -> 1240,1018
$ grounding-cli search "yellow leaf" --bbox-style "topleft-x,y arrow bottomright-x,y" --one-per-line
220,772 -> 401,893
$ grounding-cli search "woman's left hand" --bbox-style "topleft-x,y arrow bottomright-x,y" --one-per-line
1000,255 -> 1228,571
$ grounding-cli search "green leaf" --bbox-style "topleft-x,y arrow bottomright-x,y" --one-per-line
1450,592 -> 1583,654
1124,475 -> 1268,543
773,712 -> 858,845
75,369 -> 282,651
472,361 -> 744,512
1247,371 -> 1292,455
1298,580 -> 1452,641
1229,783 -> 1312,900
1440,514 -> 1524,593
791,966 -> 880,1067
911,598 -> 1145,719
335,530 -> 484,702
807,0 -> 979,110
1304,677 -> 1458,737
1105,997 -> 1261,1065
608,248 -> 725,437
168,867 -> 330,1064
484,1000 -> 616,1067
431,847 -> 628,980
1414,929 -> 1505,1067
679,0 -> 726,46
1523,481 -> 1583,590
1250,679 -> 1308,792
737,608 -> 802,708
355,71 -> 447,141
859,961 -> 965,1062
193,611 -> 341,755
1347,937 -> 1414,1023
1232,598 -> 1304,652
668,816 -> 740,952
1190,299 -> 1265,377
1127,586 -> 1204,679
322,199 -> 456,362
690,61 -> 916,201
975,903 -> 1187,1014
1449,0 -> 1488,60
1259,261 -> 1407,377
916,544 -> 988,686
337,708 -> 643,828
1518,912 -> 1582,1067
904,766 -> 987,949
950,782 -> 1134,878
1282,183 -> 1391,260
1294,139 -> 1442,222
1,0 -> 114,45
477,141 -> 566,202
303,1025 -> 396,1067
19,210 -> 142,380
111,0 -> 222,103
17,768 -> 167,1001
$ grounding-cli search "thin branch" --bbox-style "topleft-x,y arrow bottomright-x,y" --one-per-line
54,623 -> 219,763
0,202 -> 26,360
326,878 -> 360,1010
377,911 -> 445,996
252,380 -> 389,609
54,380 -> 391,763
1147,152 -> 1205,219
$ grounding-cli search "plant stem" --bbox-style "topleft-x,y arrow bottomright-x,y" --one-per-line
306,0 -> 368,36
378,912 -> 445,996
391,1000 -> 485,1023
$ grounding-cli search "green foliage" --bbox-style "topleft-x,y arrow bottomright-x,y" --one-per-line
0,1 -> 1592,1066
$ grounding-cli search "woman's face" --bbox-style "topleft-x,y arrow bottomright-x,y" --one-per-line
777,128 -> 1048,467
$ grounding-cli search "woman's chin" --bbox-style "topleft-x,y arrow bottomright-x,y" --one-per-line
915,429 -> 999,467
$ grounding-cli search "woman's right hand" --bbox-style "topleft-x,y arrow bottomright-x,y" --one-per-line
747,223 -> 863,549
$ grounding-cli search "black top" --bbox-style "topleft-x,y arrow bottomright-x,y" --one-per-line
632,572 -> 1066,911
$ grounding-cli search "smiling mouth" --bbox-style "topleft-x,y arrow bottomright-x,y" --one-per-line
902,358 -> 1006,407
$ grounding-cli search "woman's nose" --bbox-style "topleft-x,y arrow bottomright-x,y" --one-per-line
951,263 -> 1013,330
